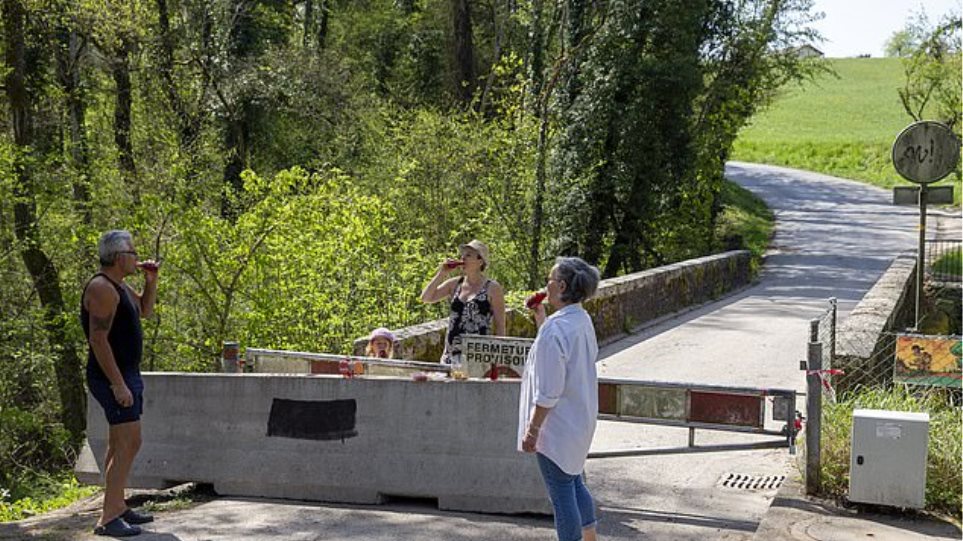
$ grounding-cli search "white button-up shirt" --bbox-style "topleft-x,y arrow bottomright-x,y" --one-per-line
517,303 -> 599,475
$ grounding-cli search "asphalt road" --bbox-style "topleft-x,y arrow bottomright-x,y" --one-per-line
5,162 -> 955,541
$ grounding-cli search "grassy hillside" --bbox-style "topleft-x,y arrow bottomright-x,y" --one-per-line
733,57 -> 961,204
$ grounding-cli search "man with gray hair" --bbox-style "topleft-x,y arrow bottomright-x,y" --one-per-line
81,230 -> 159,537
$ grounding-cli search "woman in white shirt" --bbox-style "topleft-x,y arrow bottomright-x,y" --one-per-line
519,256 -> 601,541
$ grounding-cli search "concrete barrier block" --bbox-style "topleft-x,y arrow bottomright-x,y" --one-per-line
78,373 -> 551,515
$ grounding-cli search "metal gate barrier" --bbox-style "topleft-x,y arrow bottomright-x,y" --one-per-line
591,378 -> 798,458
246,348 -> 450,376
245,349 -> 798,456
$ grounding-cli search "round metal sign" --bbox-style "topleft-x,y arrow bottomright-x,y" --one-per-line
891,121 -> 961,184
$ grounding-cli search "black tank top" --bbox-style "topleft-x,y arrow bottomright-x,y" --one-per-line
443,278 -> 493,362
81,273 -> 144,389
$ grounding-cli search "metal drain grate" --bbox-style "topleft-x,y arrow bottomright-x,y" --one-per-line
718,473 -> 785,491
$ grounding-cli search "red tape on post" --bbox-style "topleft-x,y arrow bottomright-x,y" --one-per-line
806,369 -> 844,392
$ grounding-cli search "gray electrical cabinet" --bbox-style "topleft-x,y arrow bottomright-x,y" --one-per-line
849,409 -> 929,508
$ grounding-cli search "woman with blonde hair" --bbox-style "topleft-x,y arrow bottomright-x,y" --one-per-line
419,239 -> 506,365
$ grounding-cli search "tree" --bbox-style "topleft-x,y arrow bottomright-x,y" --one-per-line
897,13 -> 962,132
693,0 -> 824,251
2,0 -> 87,447
53,7 -> 93,224
885,29 -> 916,57
550,0 -> 822,275
451,0 -> 475,106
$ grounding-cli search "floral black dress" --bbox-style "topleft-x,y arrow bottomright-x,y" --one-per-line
442,277 -> 493,364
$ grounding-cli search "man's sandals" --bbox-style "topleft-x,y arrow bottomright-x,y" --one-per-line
122,508 -> 154,524
93,508 -> 154,537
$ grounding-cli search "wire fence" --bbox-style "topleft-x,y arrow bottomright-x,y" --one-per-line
814,298 -> 836,372
830,329 -> 899,396
803,256 -> 961,500
926,239 -> 962,283
812,292 -> 960,401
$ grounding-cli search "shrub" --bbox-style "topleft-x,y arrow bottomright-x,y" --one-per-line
819,386 -> 961,519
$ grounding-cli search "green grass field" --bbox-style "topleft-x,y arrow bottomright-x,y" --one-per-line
733,57 -> 961,204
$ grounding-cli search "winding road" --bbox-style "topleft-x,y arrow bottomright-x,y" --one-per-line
3,163 -> 957,540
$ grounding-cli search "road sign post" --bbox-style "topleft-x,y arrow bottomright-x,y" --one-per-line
891,121 -> 961,328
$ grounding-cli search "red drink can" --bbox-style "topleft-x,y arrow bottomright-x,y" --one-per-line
526,291 -> 547,309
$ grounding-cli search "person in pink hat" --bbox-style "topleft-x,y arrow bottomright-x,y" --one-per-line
365,327 -> 396,359
419,239 -> 506,364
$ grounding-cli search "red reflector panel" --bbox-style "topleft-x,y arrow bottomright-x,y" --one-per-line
689,391 -> 762,427
598,383 -> 618,415
311,360 -> 341,374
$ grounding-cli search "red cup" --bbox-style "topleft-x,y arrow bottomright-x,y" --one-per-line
137,261 -> 160,272
525,291 -> 547,309
339,359 -> 353,378
444,260 -> 465,270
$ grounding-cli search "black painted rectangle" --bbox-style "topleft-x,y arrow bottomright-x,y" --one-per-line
267,398 -> 358,441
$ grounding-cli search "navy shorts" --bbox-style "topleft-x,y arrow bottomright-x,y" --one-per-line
88,378 -> 144,425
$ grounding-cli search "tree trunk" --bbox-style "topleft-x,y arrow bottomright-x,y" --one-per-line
155,0 -> 198,149
527,0 -> 545,105
317,0 -> 329,50
221,112 -> 248,218
55,26 -> 92,224
303,0 -> 313,48
526,0 -> 555,288
581,122 -> 618,265
561,0 -> 586,107
529,103 -> 549,289
451,0 -> 475,105
113,38 -> 138,199
3,0 -> 87,447
397,0 -> 416,15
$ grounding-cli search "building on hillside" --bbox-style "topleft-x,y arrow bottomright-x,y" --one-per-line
794,44 -> 824,58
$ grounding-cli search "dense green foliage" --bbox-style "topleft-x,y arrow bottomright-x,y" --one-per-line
551,0 -> 821,276
714,181 -> 774,273
0,0 -> 817,515
819,386 -> 961,520
735,15 -> 962,203
0,474 -> 99,522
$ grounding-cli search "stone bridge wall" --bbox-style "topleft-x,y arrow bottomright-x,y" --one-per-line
353,250 -> 751,362
833,254 -> 917,392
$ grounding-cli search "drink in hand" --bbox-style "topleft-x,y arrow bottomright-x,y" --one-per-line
444,260 -> 464,270
525,291 -> 547,309
137,261 -> 159,272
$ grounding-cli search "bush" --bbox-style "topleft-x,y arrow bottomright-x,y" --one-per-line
0,473 -> 99,522
0,406 -> 98,523
0,407 -> 74,501
819,386 -> 961,519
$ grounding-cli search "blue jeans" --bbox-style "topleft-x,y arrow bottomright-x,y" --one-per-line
536,453 -> 597,541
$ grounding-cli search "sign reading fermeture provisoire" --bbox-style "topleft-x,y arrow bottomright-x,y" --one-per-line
891,121 -> 961,184
461,334 -> 534,379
